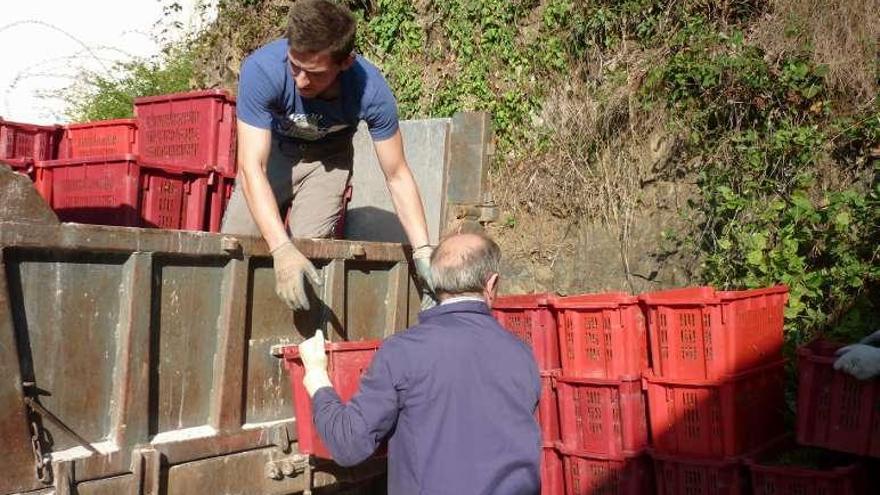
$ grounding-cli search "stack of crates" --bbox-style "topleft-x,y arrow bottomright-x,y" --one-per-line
4,88 -> 362,237
639,285 -> 789,495
134,89 -> 236,232
31,91 -> 237,232
492,294 -> 565,495
551,293 -> 654,495
494,285 -> 791,494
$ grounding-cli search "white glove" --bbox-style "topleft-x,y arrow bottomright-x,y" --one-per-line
298,330 -> 332,396
858,330 -> 880,346
271,241 -> 322,311
833,344 -> 880,380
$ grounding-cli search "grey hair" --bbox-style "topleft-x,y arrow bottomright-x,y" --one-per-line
430,233 -> 501,297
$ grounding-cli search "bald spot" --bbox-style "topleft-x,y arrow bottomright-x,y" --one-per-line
431,233 -> 489,271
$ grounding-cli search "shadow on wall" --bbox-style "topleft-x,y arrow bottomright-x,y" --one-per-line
343,206 -> 407,244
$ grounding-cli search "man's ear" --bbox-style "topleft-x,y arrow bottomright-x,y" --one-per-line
339,53 -> 356,71
485,273 -> 499,304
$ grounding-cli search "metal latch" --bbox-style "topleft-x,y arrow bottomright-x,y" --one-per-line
23,381 -> 99,484
265,453 -> 310,480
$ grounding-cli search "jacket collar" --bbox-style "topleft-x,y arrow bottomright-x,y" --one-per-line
419,300 -> 491,323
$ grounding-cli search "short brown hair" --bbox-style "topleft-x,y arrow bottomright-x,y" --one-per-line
287,0 -> 356,62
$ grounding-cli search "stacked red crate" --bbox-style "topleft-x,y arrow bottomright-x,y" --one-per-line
134,90 -> 238,233
492,294 -> 564,495
640,285 -> 789,495
0,118 -> 60,162
744,437 -> 869,495
551,292 -> 652,495
560,451 -> 654,495
58,119 -> 137,159
33,154 -> 220,231
796,339 -> 880,458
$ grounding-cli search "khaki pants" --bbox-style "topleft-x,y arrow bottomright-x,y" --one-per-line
221,137 -> 353,238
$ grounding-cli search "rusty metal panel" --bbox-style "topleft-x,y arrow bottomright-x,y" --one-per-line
165,446 -> 386,495
73,475 -> 133,495
241,257 -> 319,426
0,249 -> 43,495
345,261 -> 396,341
5,249 -> 126,448
150,257 -> 225,434
0,220 -> 413,494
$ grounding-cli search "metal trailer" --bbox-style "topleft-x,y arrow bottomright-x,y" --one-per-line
0,113 -> 494,495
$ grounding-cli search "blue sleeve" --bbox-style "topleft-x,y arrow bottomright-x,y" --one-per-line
236,56 -> 275,130
311,345 -> 403,466
363,75 -> 399,141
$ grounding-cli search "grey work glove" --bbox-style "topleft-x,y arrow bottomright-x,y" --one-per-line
412,245 -> 437,310
833,344 -> 880,380
271,241 -> 322,311
858,330 -> 880,346
298,330 -> 332,397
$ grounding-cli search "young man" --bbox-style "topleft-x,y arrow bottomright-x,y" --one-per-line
298,233 -> 542,494
222,0 -> 434,310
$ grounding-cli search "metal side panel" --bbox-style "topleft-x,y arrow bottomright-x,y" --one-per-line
0,248 -> 43,495
0,222 -> 413,493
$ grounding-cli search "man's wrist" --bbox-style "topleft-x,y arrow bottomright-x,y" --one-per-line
303,370 -> 332,397
412,244 -> 433,259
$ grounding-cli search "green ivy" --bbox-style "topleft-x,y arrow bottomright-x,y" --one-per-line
644,16 -> 880,346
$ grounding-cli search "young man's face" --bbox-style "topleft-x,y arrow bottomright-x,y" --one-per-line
288,49 -> 354,98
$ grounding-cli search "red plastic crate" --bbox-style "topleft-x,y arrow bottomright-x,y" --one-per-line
34,155 -> 220,231
644,361 -> 786,458
492,294 -> 560,370
281,340 -> 381,459
557,376 -> 648,457
640,285 -> 788,380
652,450 -> 747,495
745,438 -> 869,495
553,293 -> 647,380
796,339 -> 880,458
0,118 -> 59,161
135,90 -> 237,175
542,446 -> 565,495
538,370 -> 561,444
561,449 -> 653,495
59,119 -> 137,158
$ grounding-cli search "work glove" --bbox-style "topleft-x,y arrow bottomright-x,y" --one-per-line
271,241 -> 322,311
857,330 -> 880,346
298,330 -> 332,397
833,344 -> 880,380
412,245 -> 437,310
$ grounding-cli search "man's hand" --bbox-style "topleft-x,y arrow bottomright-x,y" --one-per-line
412,245 -> 436,310
834,344 -> 880,380
298,330 -> 332,397
858,330 -> 880,346
271,241 -> 322,310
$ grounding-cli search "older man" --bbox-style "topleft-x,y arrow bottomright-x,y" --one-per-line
298,233 -> 541,494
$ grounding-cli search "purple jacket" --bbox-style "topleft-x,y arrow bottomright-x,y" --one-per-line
311,300 -> 542,494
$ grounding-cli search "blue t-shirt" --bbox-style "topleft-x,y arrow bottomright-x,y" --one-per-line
237,38 -> 399,142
